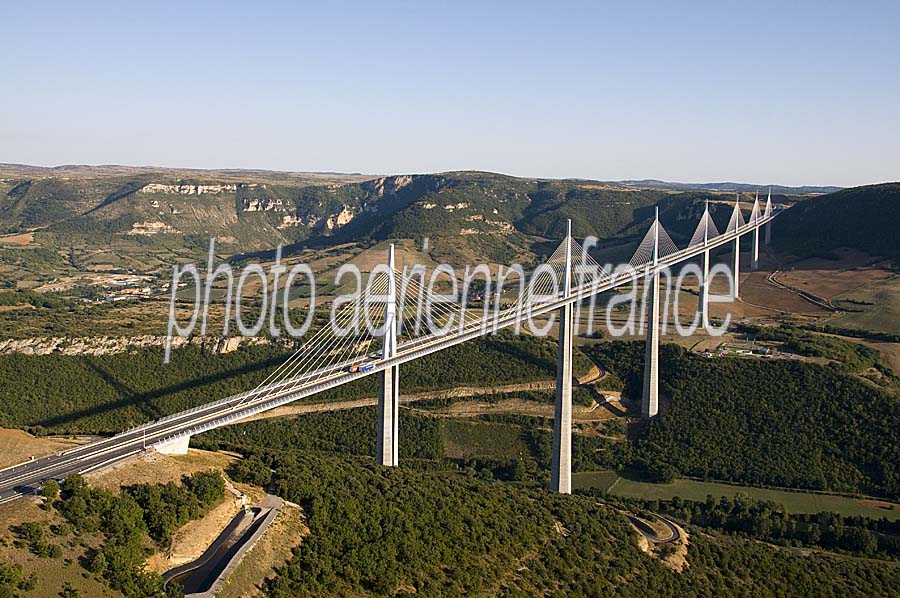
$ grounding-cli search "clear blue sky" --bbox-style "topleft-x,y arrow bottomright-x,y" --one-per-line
2,1 -> 898,187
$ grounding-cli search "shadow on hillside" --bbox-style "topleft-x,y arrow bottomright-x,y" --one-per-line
34,354 -> 288,432
83,360 -> 154,419
491,338 -> 556,376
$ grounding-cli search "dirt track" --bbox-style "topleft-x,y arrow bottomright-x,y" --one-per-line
237,380 -> 558,424
238,349 -> 615,425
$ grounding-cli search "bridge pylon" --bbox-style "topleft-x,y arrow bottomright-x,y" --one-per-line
699,200 -> 711,328
377,244 -> 400,467
764,189 -> 773,245
550,220 -> 574,494
752,228 -> 760,271
641,209 -> 660,420
732,195 -> 742,299
751,191 -> 760,271
700,248 -> 710,328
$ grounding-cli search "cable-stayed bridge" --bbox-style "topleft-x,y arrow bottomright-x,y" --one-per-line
0,193 -> 781,502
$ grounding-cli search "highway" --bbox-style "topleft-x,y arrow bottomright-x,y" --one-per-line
0,212 -> 777,504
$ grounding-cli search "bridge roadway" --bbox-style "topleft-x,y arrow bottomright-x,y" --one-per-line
0,213 -> 777,504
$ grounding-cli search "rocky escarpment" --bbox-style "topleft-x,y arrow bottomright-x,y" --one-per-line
140,183 -> 238,195
365,174 -> 416,197
0,335 -> 289,356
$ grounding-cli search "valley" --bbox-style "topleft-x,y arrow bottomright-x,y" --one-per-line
1,168 -> 899,598
5,3 -> 899,594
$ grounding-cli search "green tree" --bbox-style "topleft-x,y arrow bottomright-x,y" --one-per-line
42,479 -> 60,501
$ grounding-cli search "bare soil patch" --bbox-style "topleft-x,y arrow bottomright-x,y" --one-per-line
857,499 -> 900,516
0,232 -> 34,245
0,429 -> 87,469
741,271 -> 828,315
86,448 -> 235,491
662,520 -> 690,573
147,492 -> 245,573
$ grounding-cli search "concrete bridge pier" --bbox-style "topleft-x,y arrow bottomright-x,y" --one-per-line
550,301 -> 573,493
642,210 -> 661,420
751,226 -> 760,271
377,365 -> 399,467
698,200 -> 711,328
699,247 -> 710,328
377,244 -> 400,467
550,220 -> 573,494
733,236 -> 741,299
642,266 -> 660,419
155,435 -> 190,455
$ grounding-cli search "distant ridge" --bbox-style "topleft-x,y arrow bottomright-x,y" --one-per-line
615,179 -> 843,194
0,163 -> 840,193
0,163 -> 377,185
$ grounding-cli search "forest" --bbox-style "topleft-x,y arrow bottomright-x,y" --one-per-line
0,331 -> 587,435
773,182 -> 900,260
191,387 -> 900,592
198,330 -> 900,501
210,444 -> 900,597
587,341 -> 900,499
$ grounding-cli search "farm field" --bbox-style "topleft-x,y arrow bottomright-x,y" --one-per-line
774,251 -> 892,299
831,275 -> 900,336
573,470 -> 900,520
739,271 -> 829,316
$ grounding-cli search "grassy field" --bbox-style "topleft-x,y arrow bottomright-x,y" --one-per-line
0,429 -> 87,469
573,470 -> 900,520
571,470 -> 619,492
832,274 -> 900,336
440,420 -> 527,460
866,341 -> 900,372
